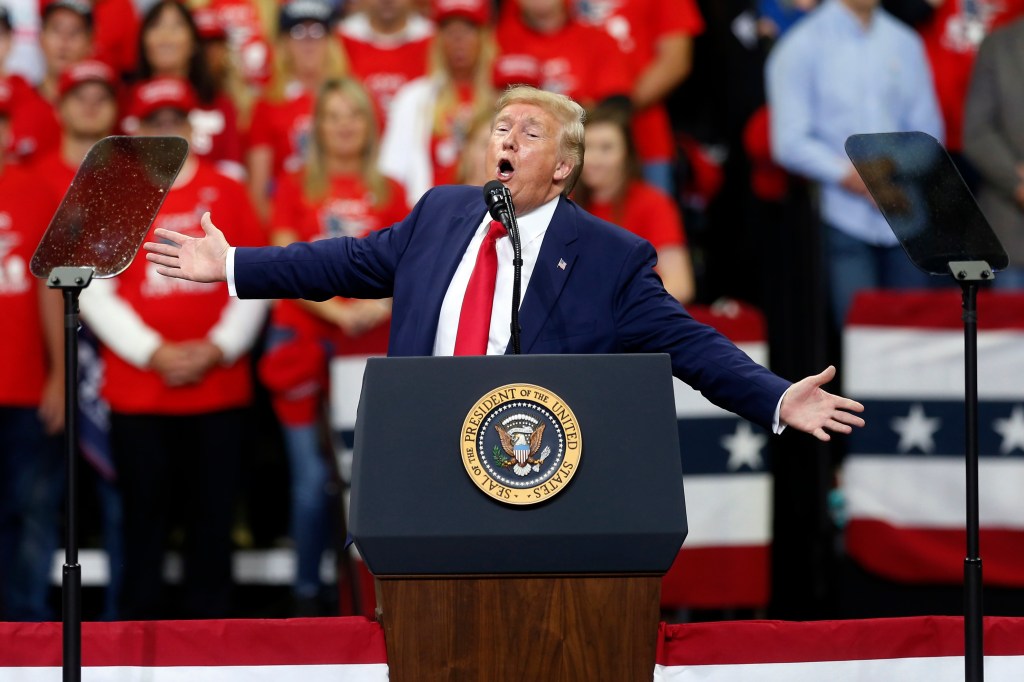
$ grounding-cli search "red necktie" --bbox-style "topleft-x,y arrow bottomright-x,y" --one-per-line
454,220 -> 507,355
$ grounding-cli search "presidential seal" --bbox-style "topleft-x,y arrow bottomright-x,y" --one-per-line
461,384 -> 582,506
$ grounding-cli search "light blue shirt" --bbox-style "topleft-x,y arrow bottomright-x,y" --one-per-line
765,0 -> 943,246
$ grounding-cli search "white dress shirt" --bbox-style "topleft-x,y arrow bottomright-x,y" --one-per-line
432,196 -> 558,356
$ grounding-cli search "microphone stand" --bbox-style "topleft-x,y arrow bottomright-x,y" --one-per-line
501,187 -> 523,355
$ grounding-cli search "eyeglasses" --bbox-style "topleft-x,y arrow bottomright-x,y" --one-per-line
289,22 -> 327,41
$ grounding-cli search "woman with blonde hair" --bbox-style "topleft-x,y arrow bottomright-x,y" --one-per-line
246,0 -> 347,221
378,0 -> 495,201
259,76 -> 409,615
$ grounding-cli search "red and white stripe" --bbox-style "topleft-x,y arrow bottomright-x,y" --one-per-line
0,617 -> 388,681
655,616 -> 1024,681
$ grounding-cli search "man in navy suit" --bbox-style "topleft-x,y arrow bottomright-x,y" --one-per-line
146,86 -> 864,440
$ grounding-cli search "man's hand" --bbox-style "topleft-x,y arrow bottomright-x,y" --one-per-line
144,212 -> 230,283
780,366 -> 865,442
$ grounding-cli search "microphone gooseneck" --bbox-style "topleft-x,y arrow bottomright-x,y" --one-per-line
481,182 -> 523,355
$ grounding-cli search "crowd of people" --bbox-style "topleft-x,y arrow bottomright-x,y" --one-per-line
1,0 -> 1023,621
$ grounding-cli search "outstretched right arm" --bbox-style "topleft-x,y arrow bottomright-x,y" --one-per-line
144,211 -> 230,283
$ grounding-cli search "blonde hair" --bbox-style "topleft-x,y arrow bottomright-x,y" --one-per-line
266,27 -> 348,104
494,85 -> 586,195
427,26 -> 496,138
254,0 -> 278,42
303,77 -> 390,207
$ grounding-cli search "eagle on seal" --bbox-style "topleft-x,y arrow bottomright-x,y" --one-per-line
495,423 -> 546,476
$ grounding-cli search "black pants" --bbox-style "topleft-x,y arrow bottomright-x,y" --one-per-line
111,408 -> 245,620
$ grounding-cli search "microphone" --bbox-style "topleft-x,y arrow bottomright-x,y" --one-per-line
481,181 -> 523,354
483,180 -> 512,224
482,180 -> 521,245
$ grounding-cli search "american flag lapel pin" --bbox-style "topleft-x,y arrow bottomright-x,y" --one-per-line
557,258 -> 567,271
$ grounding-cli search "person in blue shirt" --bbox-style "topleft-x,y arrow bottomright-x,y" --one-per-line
765,0 -> 944,327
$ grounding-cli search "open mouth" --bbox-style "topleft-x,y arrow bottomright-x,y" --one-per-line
497,158 -> 514,180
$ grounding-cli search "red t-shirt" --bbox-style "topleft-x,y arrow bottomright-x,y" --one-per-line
247,87 -> 315,180
573,0 -> 704,162
8,78 -> 60,163
917,0 -> 1024,151
493,13 -> 631,108
25,150 -> 75,218
100,161 -> 265,414
0,165 -> 61,406
743,105 -> 788,202
210,0 -> 274,87
584,180 -> 686,250
190,94 -> 244,169
337,14 -> 433,131
92,0 -> 140,76
270,171 -> 409,356
429,83 -> 476,188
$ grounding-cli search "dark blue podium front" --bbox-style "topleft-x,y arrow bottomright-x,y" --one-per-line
349,354 -> 687,576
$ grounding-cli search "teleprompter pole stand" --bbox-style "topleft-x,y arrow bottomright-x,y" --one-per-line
845,131 -> 1004,682
950,260 -> 989,682
28,135 -> 188,682
48,265 -> 94,682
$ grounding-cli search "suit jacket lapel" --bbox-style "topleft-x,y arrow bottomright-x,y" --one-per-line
513,197 -> 579,354
416,202 -> 487,353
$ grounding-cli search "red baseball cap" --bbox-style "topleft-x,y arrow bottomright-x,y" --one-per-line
492,53 -> 541,89
433,0 -> 489,25
130,77 -> 196,121
57,59 -> 117,99
192,6 -> 227,41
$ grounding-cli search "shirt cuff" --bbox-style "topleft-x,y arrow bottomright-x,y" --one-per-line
772,388 -> 788,435
226,246 -> 237,297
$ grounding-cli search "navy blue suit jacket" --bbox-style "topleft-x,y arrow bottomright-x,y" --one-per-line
235,185 -> 790,428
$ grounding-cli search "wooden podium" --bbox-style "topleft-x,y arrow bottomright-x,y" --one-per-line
350,355 -> 687,682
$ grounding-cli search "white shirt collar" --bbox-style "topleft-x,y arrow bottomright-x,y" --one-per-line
432,193 -> 562,356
